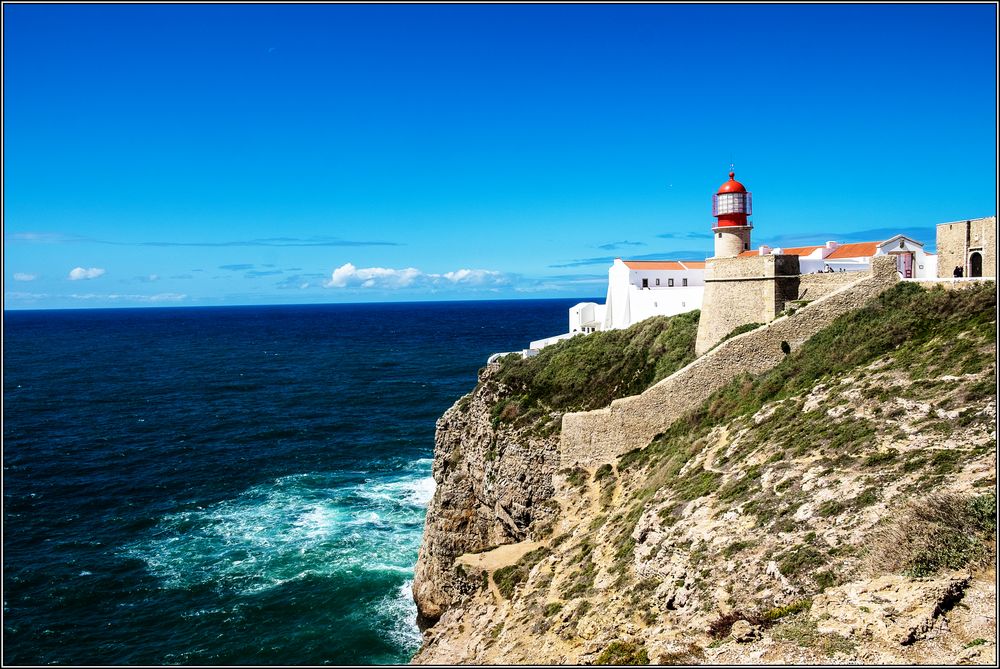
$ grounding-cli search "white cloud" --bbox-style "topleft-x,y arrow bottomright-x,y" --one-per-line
13,273 -> 37,281
68,267 -> 106,280
69,292 -> 186,302
324,263 -> 422,289
437,269 -> 508,285
324,263 -> 510,289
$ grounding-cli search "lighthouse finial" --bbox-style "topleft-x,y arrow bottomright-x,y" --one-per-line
729,163 -> 735,179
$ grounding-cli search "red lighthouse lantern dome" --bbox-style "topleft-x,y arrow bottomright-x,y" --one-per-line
717,171 -> 747,194
712,170 -> 752,228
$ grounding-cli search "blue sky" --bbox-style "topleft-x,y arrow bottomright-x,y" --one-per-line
4,3 -> 996,309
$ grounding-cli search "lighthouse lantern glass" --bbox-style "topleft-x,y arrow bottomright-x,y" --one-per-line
713,192 -> 749,216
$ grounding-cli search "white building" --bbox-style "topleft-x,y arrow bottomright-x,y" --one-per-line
529,259 -> 706,349
739,235 -> 937,278
598,259 -> 705,330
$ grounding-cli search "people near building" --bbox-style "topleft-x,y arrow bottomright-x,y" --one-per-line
953,266 -> 964,278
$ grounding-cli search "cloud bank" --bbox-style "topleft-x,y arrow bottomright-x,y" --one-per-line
13,273 -> 37,281
68,267 -> 106,280
324,263 -> 509,289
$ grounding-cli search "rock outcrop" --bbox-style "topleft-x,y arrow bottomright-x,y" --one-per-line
412,363 -> 560,623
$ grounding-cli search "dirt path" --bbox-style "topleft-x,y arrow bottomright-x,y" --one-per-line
455,540 -> 546,604
455,540 -> 545,572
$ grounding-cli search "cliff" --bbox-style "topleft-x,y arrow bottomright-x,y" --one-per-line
412,282 -> 997,665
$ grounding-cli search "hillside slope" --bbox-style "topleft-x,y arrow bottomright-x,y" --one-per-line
412,282 -> 997,665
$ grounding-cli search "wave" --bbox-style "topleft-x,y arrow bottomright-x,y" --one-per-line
121,459 -> 434,597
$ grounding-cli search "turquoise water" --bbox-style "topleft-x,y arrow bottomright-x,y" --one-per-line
3,299 -> 583,664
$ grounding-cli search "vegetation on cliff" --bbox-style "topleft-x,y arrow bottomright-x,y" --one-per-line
415,282 -> 997,666
485,310 -> 699,432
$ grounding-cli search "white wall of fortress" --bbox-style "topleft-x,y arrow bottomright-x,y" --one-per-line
559,255 -> 902,469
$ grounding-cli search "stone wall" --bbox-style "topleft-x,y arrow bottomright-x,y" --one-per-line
972,217 -> 997,278
936,216 -> 997,278
560,256 -> 899,469
936,221 -> 968,279
694,254 -> 801,356
796,272 -> 861,301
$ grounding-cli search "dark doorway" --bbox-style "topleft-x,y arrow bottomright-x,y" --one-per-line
642,278 -> 648,289
970,252 -> 983,277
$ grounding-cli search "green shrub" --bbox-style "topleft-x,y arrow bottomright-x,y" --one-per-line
817,500 -> 847,517
761,598 -> 813,622
864,449 -> 899,467
595,641 -> 650,665
493,564 -> 523,599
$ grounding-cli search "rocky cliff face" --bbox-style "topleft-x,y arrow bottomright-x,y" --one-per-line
412,363 -> 561,623
411,283 -> 997,665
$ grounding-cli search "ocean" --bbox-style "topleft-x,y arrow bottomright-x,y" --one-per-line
2,299 -> 584,665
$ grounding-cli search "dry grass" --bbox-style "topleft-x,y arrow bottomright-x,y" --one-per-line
865,491 -> 996,577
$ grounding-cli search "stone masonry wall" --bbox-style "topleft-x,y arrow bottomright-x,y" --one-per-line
972,217 -> 997,278
694,254 -> 801,356
560,256 -> 899,469
936,216 -> 997,279
936,221 -> 968,279
796,272 -> 861,301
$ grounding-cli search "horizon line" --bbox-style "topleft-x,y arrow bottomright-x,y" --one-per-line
2,294 -> 608,314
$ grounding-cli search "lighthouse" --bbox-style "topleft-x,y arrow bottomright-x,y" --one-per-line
711,170 -> 753,258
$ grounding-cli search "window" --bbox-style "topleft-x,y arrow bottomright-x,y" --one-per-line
682,278 -> 688,287
744,243 -> 749,250
655,278 -> 660,286
718,232 -> 722,238
668,278 -> 674,287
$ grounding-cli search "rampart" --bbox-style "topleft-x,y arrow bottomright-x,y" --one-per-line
694,254 -> 801,355
559,256 -> 899,469
796,272 -> 860,301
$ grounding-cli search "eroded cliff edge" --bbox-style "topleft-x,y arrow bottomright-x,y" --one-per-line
412,284 -> 997,665
412,364 -> 561,623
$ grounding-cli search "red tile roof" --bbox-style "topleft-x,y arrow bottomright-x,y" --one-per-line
622,260 -> 698,270
826,242 -> 880,259
775,245 -> 824,257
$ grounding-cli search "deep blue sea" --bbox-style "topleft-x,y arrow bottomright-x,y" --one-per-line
3,299 -> 584,665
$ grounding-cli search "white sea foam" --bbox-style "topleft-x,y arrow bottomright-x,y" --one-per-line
377,580 -> 423,653
122,460 -> 432,597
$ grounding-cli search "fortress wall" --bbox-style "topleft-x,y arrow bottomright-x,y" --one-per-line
936,222 -> 968,279
560,256 -> 899,469
693,255 -> 801,356
936,216 -> 997,278
796,272 -> 859,301
973,217 -> 997,278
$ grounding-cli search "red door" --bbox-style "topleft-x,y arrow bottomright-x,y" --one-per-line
893,252 -> 914,278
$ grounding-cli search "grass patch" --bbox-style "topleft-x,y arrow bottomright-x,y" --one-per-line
869,491 -> 996,577
487,311 -> 700,428
492,546 -> 552,599
595,640 -> 650,665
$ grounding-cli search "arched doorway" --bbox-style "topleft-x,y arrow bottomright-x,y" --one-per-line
970,252 -> 983,277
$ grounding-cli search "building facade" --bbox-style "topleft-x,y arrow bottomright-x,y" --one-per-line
936,217 -> 996,279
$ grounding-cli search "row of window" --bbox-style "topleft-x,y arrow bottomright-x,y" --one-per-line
642,277 -> 688,287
